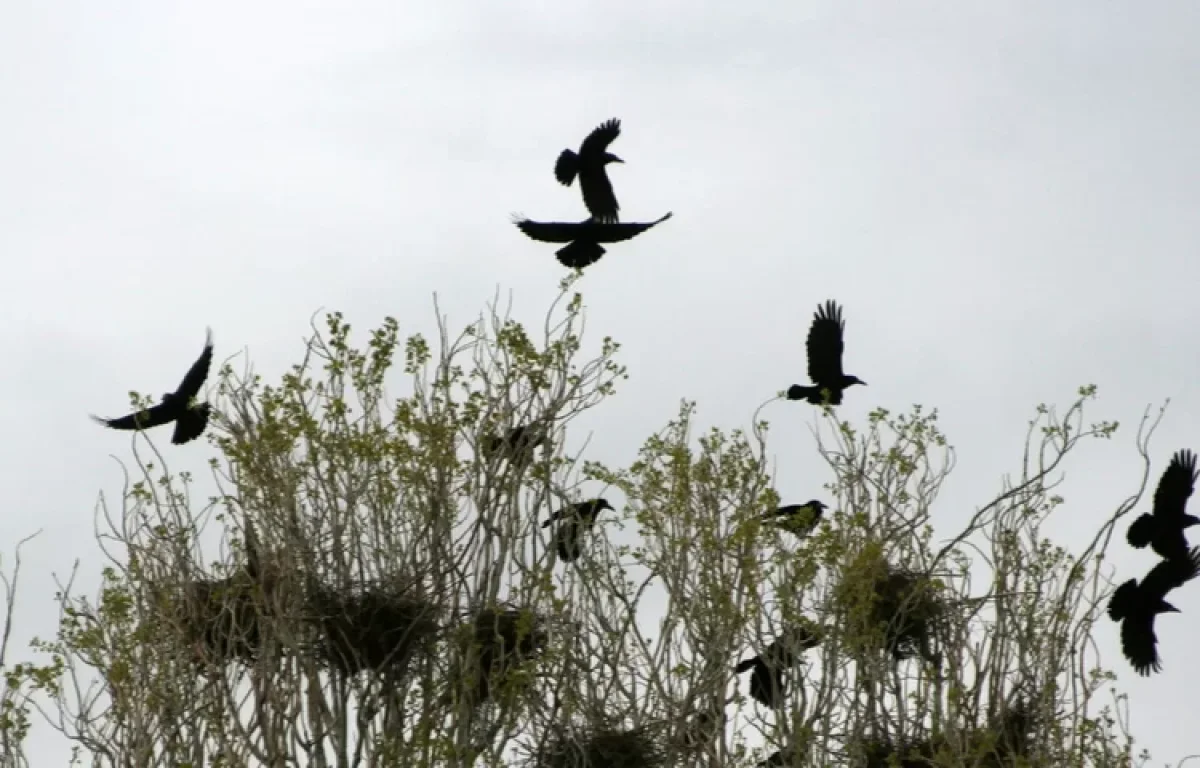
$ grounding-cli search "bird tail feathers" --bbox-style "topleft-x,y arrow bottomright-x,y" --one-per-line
556,240 -> 606,269
1108,580 -> 1139,621
1126,513 -> 1155,549
554,150 -> 579,186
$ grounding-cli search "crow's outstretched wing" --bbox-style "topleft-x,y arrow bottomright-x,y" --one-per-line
1119,615 -> 1161,676
1154,450 -> 1198,521
514,213 -> 673,245
175,327 -> 214,400
92,402 -> 178,432
806,301 -> 847,385
578,118 -> 621,158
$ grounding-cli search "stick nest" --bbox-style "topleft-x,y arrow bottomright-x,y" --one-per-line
538,725 -> 666,768
307,582 -> 442,675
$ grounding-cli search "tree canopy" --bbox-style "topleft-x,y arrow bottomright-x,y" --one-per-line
0,279 -> 1168,767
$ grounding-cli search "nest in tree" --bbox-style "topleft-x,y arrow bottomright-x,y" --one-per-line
539,725 -> 666,768
307,582 -> 442,676
839,550 -> 944,666
858,736 -> 937,768
447,606 -> 550,707
160,572 -> 271,669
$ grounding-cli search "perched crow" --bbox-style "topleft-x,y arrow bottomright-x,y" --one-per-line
513,213 -> 673,270
1127,450 -> 1200,562
1108,546 -> 1200,676
92,328 -> 215,445
481,423 -> 551,470
762,500 -> 827,539
786,301 -> 866,406
542,498 -> 614,562
734,623 -> 822,708
554,118 -> 623,223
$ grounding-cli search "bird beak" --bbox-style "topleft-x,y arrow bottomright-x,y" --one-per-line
1165,602 -> 1180,613
611,155 -> 624,164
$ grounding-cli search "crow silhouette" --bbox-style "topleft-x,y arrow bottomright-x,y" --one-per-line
513,213 -> 673,270
554,118 -> 623,223
734,623 -> 822,708
92,328 -> 214,445
762,500 -> 827,540
786,301 -> 866,406
481,423 -> 551,471
1108,546 -> 1200,676
542,498 -> 614,562
1127,449 -> 1200,562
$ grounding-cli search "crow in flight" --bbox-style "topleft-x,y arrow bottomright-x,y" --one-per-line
1127,449 -> 1200,562
734,623 -> 822,709
541,498 -> 614,562
92,328 -> 214,445
1107,546 -> 1200,676
554,118 -> 623,223
761,500 -> 827,540
786,301 -> 866,406
513,213 -> 673,270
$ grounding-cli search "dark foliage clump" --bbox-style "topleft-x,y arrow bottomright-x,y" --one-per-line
307,582 -> 441,676
538,725 -> 665,768
447,606 -> 550,707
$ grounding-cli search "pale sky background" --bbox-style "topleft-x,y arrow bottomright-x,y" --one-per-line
2,1 -> 1199,764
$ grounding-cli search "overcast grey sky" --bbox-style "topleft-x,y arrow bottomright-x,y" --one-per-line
2,0 -> 1199,763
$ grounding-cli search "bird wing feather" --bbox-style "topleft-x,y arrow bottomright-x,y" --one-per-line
175,328 -> 214,400
578,118 -> 621,157
1153,449 -> 1197,520
1120,616 -> 1160,676
514,218 -> 583,244
806,300 -> 847,384
93,401 -> 179,431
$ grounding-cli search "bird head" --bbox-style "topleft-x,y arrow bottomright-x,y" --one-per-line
846,376 -> 867,388
1160,600 -> 1180,614
162,392 -> 177,403
604,152 -> 624,165
595,498 -> 615,513
1184,514 -> 1200,529
806,500 -> 828,512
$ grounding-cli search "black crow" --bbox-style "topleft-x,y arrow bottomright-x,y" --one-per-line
92,328 -> 214,445
762,500 -> 827,539
1127,449 -> 1200,562
786,301 -> 866,406
513,213 -> 673,270
481,423 -> 551,470
554,118 -> 623,223
1107,546 -> 1200,676
542,498 -> 614,562
734,623 -> 822,708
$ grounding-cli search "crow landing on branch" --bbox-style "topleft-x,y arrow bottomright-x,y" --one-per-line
541,498 -> 614,562
1108,546 -> 1200,676
761,500 -> 827,540
513,213 -> 673,270
786,300 -> 866,406
734,623 -> 822,709
1127,449 -> 1200,562
554,118 -> 624,223
91,327 -> 214,445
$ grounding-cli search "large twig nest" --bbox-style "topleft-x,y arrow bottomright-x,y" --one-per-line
538,725 -> 666,768
307,582 -> 442,676
158,572 -> 270,670
837,548 -> 945,665
444,606 -> 550,707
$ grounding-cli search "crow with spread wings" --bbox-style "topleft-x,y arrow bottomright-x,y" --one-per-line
554,118 -> 624,223
91,328 -> 215,445
514,213 -> 673,269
